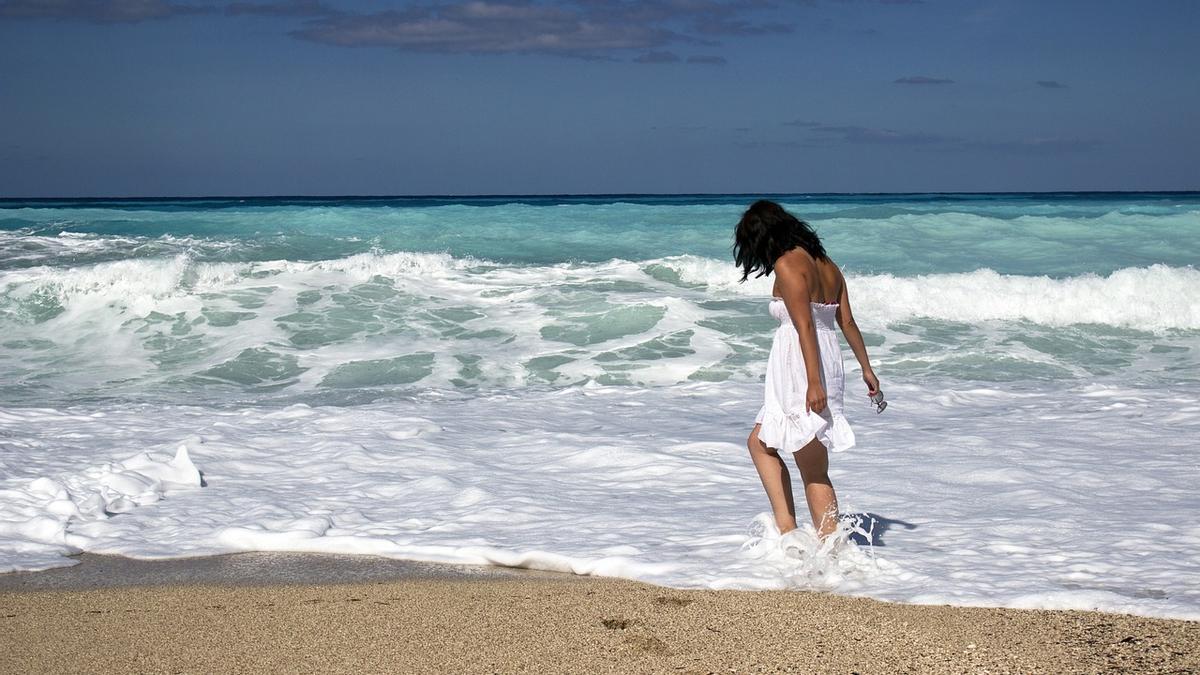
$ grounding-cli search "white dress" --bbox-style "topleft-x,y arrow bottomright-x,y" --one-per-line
754,298 -> 856,453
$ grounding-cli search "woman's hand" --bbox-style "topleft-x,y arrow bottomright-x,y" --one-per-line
806,381 -> 827,414
862,368 -> 880,396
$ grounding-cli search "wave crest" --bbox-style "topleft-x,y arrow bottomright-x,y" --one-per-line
654,256 -> 1200,331
4,251 -> 1198,332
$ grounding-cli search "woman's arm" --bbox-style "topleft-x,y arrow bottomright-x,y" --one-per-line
774,251 -> 827,414
834,270 -> 880,395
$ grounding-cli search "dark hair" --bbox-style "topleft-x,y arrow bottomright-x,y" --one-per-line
733,200 -> 827,282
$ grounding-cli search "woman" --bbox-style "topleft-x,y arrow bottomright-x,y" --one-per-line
733,200 -> 880,539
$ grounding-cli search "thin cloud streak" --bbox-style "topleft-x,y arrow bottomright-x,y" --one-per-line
977,137 -> 1100,153
812,124 -> 951,144
635,50 -> 681,63
747,120 -> 1100,154
894,75 -> 954,85
691,16 -> 792,36
0,0 -> 210,23
224,0 -> 338,17
636,52 -> 729,65
0,0 -> 336,22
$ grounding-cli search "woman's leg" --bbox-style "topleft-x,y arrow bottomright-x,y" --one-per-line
746,424 -> 798,534
793,438 -> 839,538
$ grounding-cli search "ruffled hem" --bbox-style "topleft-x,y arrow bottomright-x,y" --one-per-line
755,405 -> 856,454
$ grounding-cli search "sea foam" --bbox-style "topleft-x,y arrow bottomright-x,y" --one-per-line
0,440 -> 200,572
0,380 -> 1196,619
8,252 -> 1197,330
1,253 -> 1196,405
664,256 -> 1200,330
2,194 -> 1198,621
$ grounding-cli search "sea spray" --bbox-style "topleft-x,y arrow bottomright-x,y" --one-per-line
740,511 -> 887,589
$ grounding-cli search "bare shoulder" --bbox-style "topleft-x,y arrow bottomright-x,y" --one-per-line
823,257 -> 846,281
817,256 -> 844,279
774,248 -> 816,279
825,254 -> 844,281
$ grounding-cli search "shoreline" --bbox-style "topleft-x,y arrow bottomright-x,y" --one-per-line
0,552 -> 571,592
2,554 -> 1197,673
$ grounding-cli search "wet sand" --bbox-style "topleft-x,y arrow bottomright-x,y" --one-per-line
0,552 -> 552,592
2,554 -> 1197,673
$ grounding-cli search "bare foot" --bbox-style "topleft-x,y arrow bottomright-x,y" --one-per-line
776,516 -> 799,535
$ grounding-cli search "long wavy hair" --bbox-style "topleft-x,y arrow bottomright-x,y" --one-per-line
733,200 -> 827,282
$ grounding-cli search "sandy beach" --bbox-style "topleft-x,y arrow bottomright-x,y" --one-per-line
2,555 -> 1196,674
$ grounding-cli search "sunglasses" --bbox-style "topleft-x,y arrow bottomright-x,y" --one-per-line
870,390 -> 888,414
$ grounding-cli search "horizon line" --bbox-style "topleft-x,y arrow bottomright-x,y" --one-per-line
2,189 -> 1198,202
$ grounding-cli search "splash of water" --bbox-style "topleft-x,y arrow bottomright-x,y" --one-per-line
740,511 -> 882,588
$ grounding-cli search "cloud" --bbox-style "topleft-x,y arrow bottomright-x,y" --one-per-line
977,137 -> 1100,153
811,124 -> 953,145
578,0 -> 780,26
799,0 -> 924,4
291,1 -> 797,57
1036,80 -> 1068,89
224,0 -> 337,17
738,139 -> 816,149
0,0 -> 209,22
894,75 -> 954,85
635,50 -> 681,63
691,16 -> 792,36
0,0 -> 339,22
745,121 -> 956,149
634,51 -> 729,66
0,0 -> 905,60
291,3 -> 679,56
756,120 -> 1099,154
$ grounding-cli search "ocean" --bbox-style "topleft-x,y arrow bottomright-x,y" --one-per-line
1,192 -> 1197,619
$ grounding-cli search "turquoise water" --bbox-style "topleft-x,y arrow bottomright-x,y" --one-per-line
1,192 -> 1198,405
3,194 -> 1200,619
3,193 -> 1198,274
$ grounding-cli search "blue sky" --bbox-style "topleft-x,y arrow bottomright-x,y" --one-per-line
1,0 -> 1197,196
